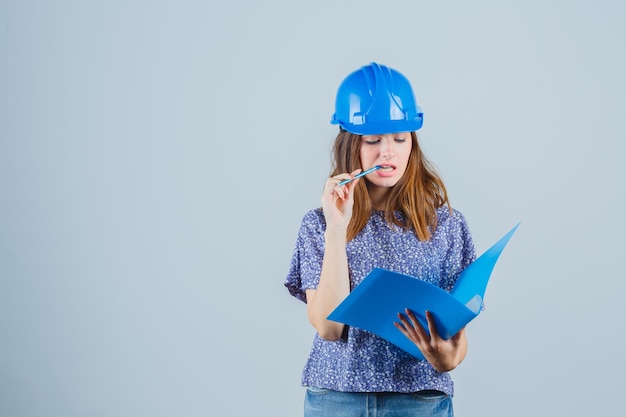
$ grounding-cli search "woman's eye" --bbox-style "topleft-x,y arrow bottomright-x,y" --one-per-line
365,140 -> 380,145
395,137 -> 407,143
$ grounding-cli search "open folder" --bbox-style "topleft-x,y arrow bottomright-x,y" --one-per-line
327,223 -> 520,360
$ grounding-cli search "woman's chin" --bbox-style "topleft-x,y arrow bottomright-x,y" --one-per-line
369,179 -> 400,189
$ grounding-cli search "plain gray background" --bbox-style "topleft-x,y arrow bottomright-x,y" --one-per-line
1,0 -> 625,416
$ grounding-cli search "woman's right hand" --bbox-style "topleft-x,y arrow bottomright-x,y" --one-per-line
320,169 -> 362,232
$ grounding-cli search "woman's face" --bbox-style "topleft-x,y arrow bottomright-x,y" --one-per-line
359,132 -> 412,189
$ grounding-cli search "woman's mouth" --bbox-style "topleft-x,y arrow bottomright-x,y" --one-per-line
374,164 -> 397,178
378,164 -> 396,172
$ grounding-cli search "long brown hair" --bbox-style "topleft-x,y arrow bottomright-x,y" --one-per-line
330,130 -> 450,242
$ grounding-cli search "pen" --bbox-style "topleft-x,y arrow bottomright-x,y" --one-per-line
337,166 -> 382,186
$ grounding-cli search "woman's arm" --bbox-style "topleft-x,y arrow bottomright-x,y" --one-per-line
305,230 -> 350,340
305,170 -> 361,341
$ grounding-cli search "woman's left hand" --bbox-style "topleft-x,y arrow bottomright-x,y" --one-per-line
394,309 -> 468,372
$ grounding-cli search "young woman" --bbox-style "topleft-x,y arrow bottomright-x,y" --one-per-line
285,62 -> 476,417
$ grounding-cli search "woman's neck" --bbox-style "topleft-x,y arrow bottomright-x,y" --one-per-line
368,186 -> 390,210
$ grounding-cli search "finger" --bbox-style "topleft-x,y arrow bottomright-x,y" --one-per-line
323,175 -> 351,199
393,320 -> 408,334
396,311 -> 412,327
329,172 -> 354,185
344,177 -> 359,201
342,169 -> 362,191
321,183 -> 340,205
337,170 -> 360,181
394,315 -> 416,341
323,180 -> 339,197
425,310 -> 441,340
405,308 -> 428,339
328,172 -> 358,193
401,310 -> 427,343
326,176 -> 345,190
338,182 -> 350,201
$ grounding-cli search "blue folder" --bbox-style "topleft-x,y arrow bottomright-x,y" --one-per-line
327,223 -> 520,360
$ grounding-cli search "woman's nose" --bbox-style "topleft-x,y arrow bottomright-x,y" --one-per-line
380,138 -> 394,158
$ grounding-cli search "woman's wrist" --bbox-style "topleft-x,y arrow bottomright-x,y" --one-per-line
324,227 -> 348,243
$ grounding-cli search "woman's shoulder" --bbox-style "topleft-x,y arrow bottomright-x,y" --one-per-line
301,207 -> 325,223
436,205 -> 467,223
435,206 -> 471,234
297,207 -> 326,233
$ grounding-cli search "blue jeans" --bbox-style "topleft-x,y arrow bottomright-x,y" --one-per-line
303,387 -> 454,417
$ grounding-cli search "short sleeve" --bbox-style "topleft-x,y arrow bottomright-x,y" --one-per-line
284,209 -> 327,303
439,209 -> 477,292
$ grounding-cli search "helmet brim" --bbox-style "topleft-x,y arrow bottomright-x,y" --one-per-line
332,116 -> 423,135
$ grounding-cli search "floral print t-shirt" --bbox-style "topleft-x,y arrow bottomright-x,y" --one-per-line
284,206 -> 475,395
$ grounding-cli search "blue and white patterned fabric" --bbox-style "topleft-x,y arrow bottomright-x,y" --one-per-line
285,207 -> 475,395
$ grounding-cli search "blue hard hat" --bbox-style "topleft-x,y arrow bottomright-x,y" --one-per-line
330,62 -> 423,135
